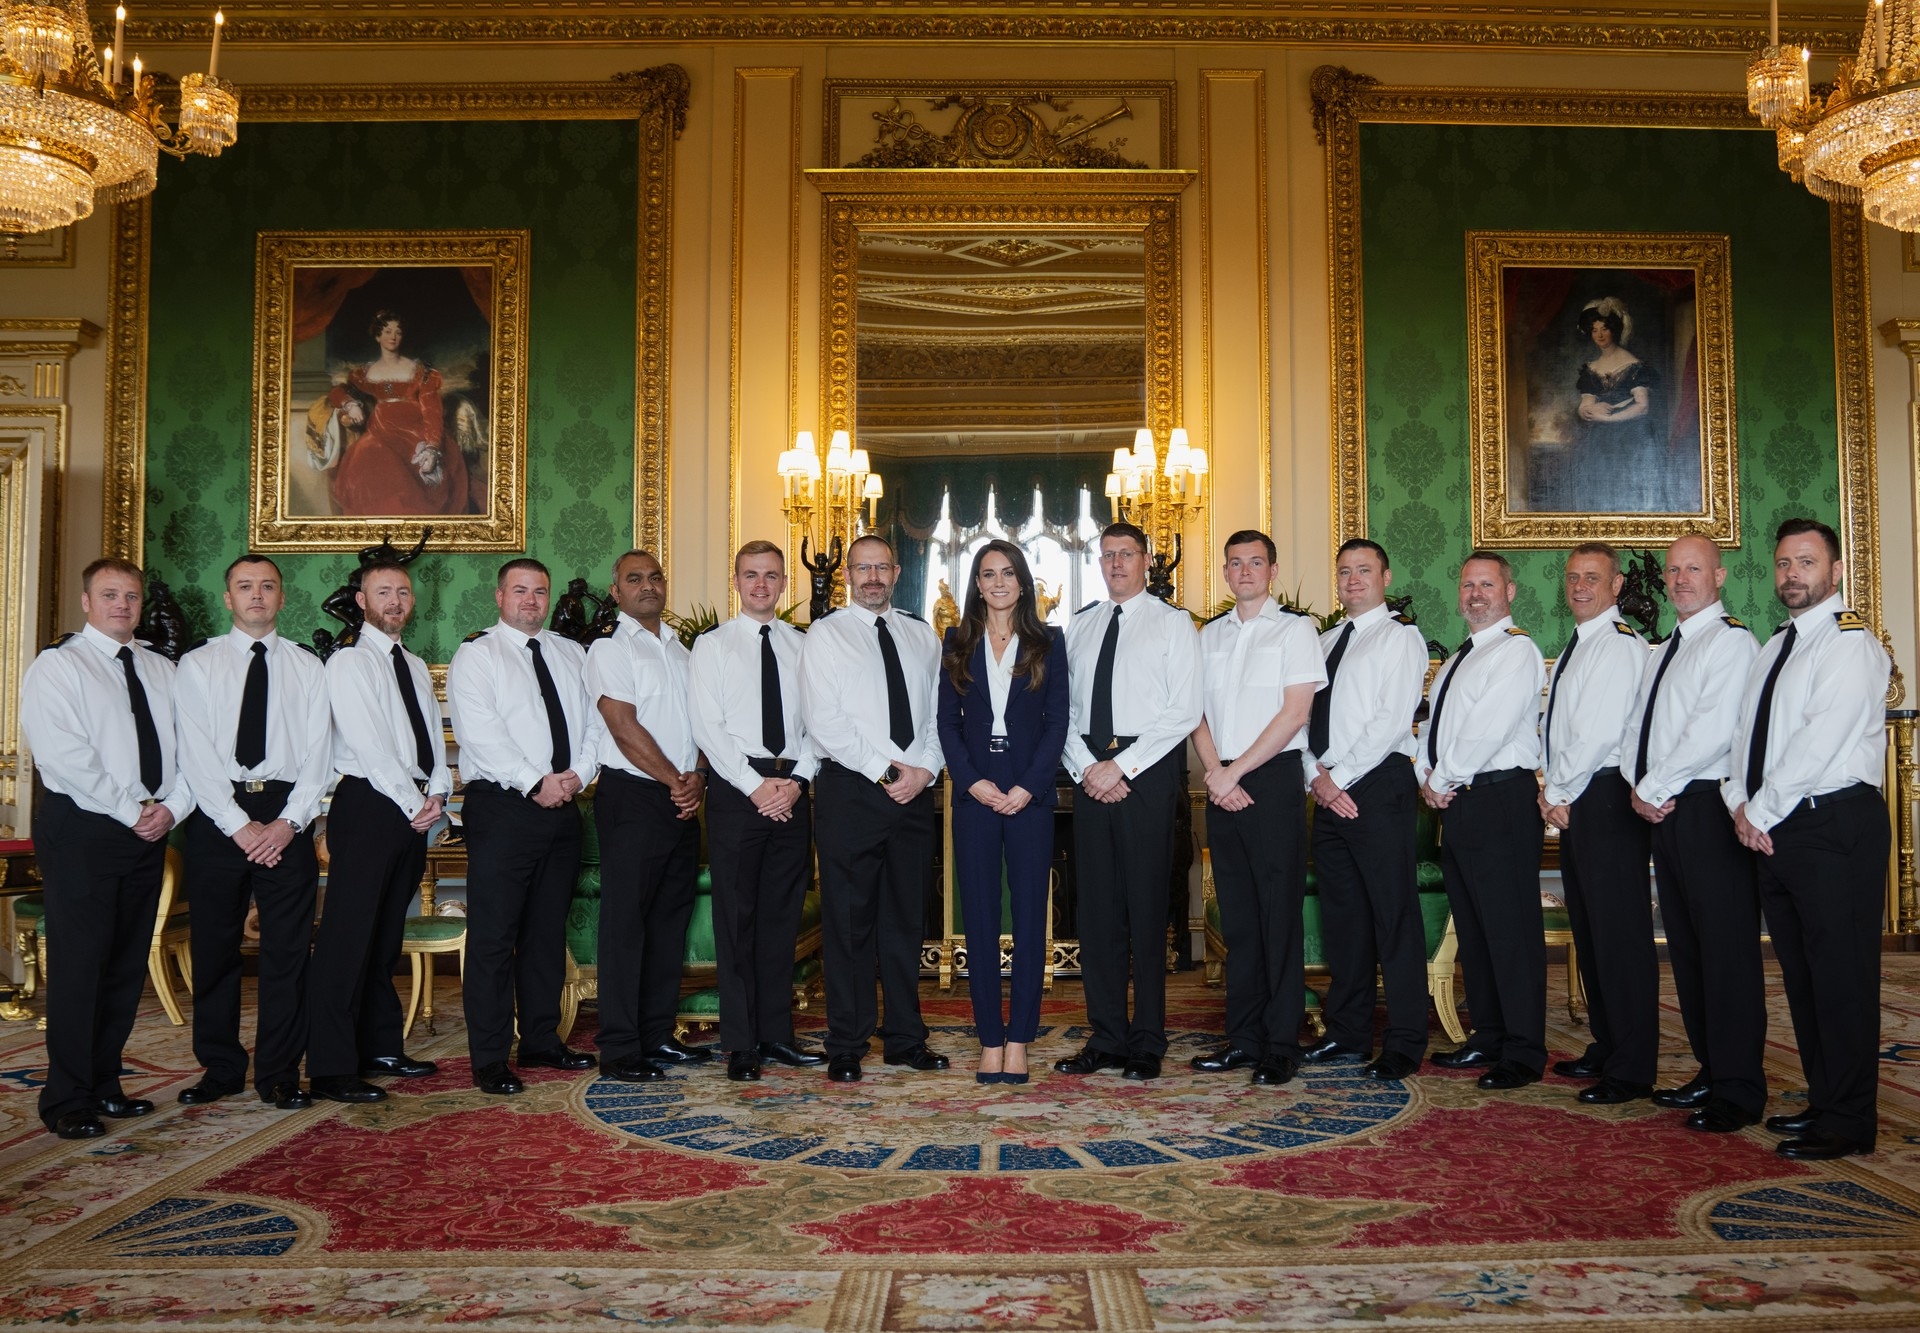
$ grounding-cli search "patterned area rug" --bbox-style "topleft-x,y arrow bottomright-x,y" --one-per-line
5,961 -> 1920,1330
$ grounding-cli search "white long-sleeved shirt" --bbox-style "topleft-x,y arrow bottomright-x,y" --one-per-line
799,603 -> 944,781
688,614 -> 819,799
1415,616 -> 1544,794
447,621 -> 602,795
586,612 -> 698,779
1723,593 -> 1889,833
327,625 -> 452,817
21,622 -> 195,827
1061,590 -> 1203,783
1541,605 -> 1648,807
1618,600 -> 1757,807
1199,597 -> 1326,760
1303,601 -> 1427,789
175,627 -> 332,835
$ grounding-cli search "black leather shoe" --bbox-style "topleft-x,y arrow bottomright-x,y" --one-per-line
261,1082 -> 312,1110
644,1038 -> 713,1065
95,1096 -> 154,1118
361,1054 -> 437,1079
474,1062 -> 524,1095
1250,1055 -> 1298,1086
1364,1052 -> 1420,1081
311,1076 -> 387,1104
1430,1046 -> 1497,1070
1477,1063 -> 1541,1091
1054,1047 -> 1128,1075
1552,1053 -> 1606,1080
178,1077 -> 244,1106
1576,1078 -> 1652,1105
1766,1109 -> 1820,1136
1121,1055 -> 1162,1081
827,1054 -> 862,1082
601,1056 -> 667,1083
728,1052 -> 763,1082
760,1040 -> 826,1067
1686,1099 -> 1760,1133
883,1045 -> 950,1071
1301,1038 -> 1367,1064
1190,1044 -> 1258,1073
53,1111 -> 105,1139
1778,1132 -> 1871,1160
1652,1074 -> 1712,1109
518,1045 -> 596,1071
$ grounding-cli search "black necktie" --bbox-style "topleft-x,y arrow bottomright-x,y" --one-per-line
1746,622 -> 1799,794
118,645 -> 163,796
1633,627 -> 1682,784
1426,637 -> 1473,768
761,624 -> 787,756
1308,621 -> 1354,756
527,638 -> 571,774
391,643 -> 435,776
875,616 -> 914,750
1543,631 -> 1578,767
1089,604 -> 1123,751
235,641 -> 269,770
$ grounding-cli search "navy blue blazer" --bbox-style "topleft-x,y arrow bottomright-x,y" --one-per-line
937,626 -> 1071,807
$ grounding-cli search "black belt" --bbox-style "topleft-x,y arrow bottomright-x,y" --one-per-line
1217,750 -> 1304,772
1678,777 -> 1724,797
231,778 -> 293,796
231,777 -> 293,821
1082,734 -> 1138,755
1790,781 -> 1878,816
747,755 -> 801,778
987,736 -> 1011,754
466,778 -> 535,800
1460,767 -> 1531,792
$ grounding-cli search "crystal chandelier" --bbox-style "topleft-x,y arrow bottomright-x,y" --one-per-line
0,1 -> 238,235
1748,0 -> 1920,229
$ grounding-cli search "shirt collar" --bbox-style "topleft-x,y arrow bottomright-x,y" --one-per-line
1467,615 -> 1515,647
226,625 -> 280,654
617,610 -> 672,644
1233,596 -> 1280,626
1790,592 -> 1848,634
1573,605 -> 1623,641
1676,598 -> 1725,629
846,603 -> 885,628
1343,601 -> 1392,631
80,622 -> 135,657
490,619 -> 535,649
1110,588 -> 1148,613
358,622 -> 403,651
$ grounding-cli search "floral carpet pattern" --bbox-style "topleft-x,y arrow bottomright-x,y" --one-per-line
3,963 -> 1920,1330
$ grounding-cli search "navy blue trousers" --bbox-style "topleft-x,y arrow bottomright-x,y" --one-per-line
953,750 -> 1051,1045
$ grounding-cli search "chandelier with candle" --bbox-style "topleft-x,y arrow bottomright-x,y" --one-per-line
0,0 -> 238,236
777,428 -> 884,574
1105,425 -> 1206,531
1748,0 -> 1920,229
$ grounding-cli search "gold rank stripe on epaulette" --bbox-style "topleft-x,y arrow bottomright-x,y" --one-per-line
1836,610 -> 1869,632
593,618 -> 619,638
461,629 -> 488,644
40,631 -> 75,653
1391,612 -> 1416,626
1721,613 -> 1745,629
1613,620 -> 1637,636
1505,626 -> 1530,637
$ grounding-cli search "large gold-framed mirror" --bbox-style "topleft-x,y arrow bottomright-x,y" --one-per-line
804,168 -> 1195,623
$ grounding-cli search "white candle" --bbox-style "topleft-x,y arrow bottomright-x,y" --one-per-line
207,10 -> 222,81
112,6 -> 124,84
1878,0 -> 1888,68
131,53 -> 141,89
1770,0 -> 1778,47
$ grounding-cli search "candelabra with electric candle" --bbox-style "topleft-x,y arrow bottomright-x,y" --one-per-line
1104,426 -> 1207,600
776,429 -> 884,618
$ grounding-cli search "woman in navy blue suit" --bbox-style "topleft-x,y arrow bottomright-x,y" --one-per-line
937,540 -> 1070,1084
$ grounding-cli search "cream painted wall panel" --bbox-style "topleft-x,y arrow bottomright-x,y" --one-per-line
1870,222 -> 1920,680
670,50 -> 719,598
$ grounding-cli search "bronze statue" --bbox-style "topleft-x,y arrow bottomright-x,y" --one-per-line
312,527 -> 433,660
799,535 -> 843,623
135,578 -> 192,662
1616,548 -> 1667,640
551,576 -> 615,644
1146,533 -> 1182,603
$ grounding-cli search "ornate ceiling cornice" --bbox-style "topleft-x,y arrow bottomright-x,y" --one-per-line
102,2 -> 1867,54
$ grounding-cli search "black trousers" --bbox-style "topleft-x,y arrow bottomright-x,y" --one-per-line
1207,751 -> 1308,1060
1757,790 -> 1889,1147
461,781 -> 582,1067
1560,770 -> 1657,1085
1315,756 -> 1429,1061
706,777 -> 812,1053
1075,748 -> 1181,1059
35,791 -> 167,1128
1439,776 -> 1547,1073
306,776 -> 428,1078
953,749 -> 1051,1047
184,789 -> 318,1092
594,769 -> 700,1061
1651,784 -> 1766,1114
813,762 -> 934,1060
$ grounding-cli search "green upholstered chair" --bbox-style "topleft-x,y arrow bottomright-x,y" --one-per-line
13,845 -> 195,1028
11,893 -> 43,1003
1540,892 -> 1586,1023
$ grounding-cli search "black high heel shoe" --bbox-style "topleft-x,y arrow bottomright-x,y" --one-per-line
977,1046 -> 1006,1085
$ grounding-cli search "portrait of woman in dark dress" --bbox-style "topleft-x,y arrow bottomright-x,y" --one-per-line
1570,297 -> 1670,513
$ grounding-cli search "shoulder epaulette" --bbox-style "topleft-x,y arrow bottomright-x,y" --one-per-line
1613,620 -> 1637,637
1505,626 -> 1530,638
1203,607 -> 1234,625
1277,603 -> 1309,618
1836,609 -> 1868,632
39,632 -> 75,653
811,607 -> 839,622
1391,612 -> 1416,626
695,621 -> 722,637
180,636 -> 214,655
1721,613 -> 1745,629
897,608 -> 926,622
296,641 -> 321,658
461,629 -> 488,644
1074,600 -> 1101,615
592,619 -> 619,639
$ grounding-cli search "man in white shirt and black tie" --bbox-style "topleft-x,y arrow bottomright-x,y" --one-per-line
1055,521 -> 1203,1082
690,540 -> 825,1082
1619,534 -> 1763,1132
799,533 -> 947,1082
1418,550 -> 1547,1090
1301,538 -> 1431,1082
588,550 -> 712,1082
1190,531 -> 1325,1087
307,561 -> 452,1103
22,558 -> 196,1139
1726,518 -> 1891,1160
447,558 -> 603,1095
173,554 -> 331,1112
1538,543 -> 1653,1106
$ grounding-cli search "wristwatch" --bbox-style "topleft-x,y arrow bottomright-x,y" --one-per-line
878,764 -> 901,787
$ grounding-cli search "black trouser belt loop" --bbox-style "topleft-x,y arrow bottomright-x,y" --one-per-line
1677,777 -> 1724,797
1461,766 -> 1531,791
1792,781 -> 1878,815
747,755 -> 798,778
1082,734 -> 1138,754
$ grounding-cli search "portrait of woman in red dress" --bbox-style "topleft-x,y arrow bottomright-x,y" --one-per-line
320,309 -> 473,516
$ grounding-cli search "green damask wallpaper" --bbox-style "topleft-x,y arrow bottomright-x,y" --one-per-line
1359,122 -> 1839,648
143,119 -> 640,662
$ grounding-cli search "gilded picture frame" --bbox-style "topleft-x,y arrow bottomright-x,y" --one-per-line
249,229 -> 531,552
1465,230 -> 1737,549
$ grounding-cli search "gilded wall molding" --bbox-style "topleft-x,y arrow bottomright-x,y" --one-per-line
100,70 -> 688,564
1318,69 -> 1883,632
